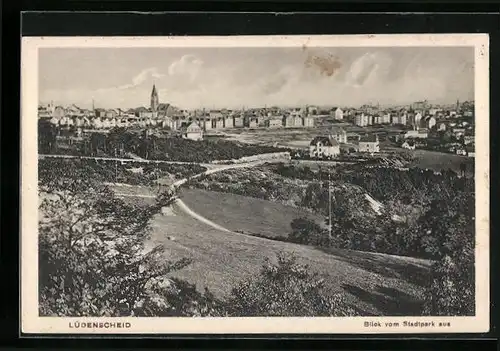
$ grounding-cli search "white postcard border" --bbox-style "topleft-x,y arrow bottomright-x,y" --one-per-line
21,34 -> 490,334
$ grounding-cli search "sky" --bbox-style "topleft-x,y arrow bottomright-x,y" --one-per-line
39,46 -> 474,109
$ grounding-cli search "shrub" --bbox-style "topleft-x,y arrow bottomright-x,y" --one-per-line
226,252 -> 357,316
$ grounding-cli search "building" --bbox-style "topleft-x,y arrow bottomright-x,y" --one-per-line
266,117 -> 282,128
303,116 -> 314,127
453,128 -> 466,138
53,106 -> 66,119
233,116 -> 244,128
151,84 -> 159,115
309,136 -> 340,159
427,116 -> 437,129
330,128 -> 347,144
215,118 -> 225,129
399,114 -> 407,125
381,113 -> 391,124
284,115 -> 303,128
464,130 -> 475,145
413,112 -> 423,129
402,140 -> 416,150
404,130 -> 429,139
358,135 -> 380,153
223,116 -> 234,128
355,113 -> 370,127
466,145 -> 475,157
334,107 -> 344,120
413,100 -> 429,110
249,117 -> 259,128
182,122 -> 203,141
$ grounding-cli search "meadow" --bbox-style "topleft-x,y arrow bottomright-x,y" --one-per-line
149,206 -> 432,316
179,188 -> 324,238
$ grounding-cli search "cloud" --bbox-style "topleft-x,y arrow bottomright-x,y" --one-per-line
40,48 -> 474,109
346,52 -> 393,87
115,67 -> 165,90
168,54 -> 204,81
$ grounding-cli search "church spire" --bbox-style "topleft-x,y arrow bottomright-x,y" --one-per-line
151,84 -> 159,113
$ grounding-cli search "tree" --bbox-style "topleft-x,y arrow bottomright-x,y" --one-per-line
421,193 -> 475,316
289,218 -> 326,246
38,166 -> 191,317
227,252 -> 357,316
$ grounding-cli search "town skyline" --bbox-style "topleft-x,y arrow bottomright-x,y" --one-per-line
39,47 -> 474,110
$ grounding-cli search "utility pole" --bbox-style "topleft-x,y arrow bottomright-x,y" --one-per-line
114,148 -> 118,183
328,171 -> 332,240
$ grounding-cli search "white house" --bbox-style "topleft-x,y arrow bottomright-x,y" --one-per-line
330,128 -> 347,144
309,136 -> 340,159
334,107 -> 344,120
402,140 -> 416,150
404,130 -> 428,139
427,116 -> 437,129
414,112 -> 423,129
182,121 -> 203,141
358,135 -> 380,153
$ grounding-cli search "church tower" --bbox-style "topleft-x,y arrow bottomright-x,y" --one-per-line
151,84 -> 159,113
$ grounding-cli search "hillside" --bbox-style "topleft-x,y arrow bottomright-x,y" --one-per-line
179,188 -> 324,238
149,206 -> 432,316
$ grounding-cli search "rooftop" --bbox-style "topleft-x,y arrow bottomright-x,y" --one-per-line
310,136 -> 340,147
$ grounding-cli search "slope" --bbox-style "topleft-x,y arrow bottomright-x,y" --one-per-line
149,206 -> 432,316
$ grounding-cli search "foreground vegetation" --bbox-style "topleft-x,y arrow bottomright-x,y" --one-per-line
39,158 -> 206,187
38,161 -> 356,317
39,124 -> 286,163
189,162 -> 475,316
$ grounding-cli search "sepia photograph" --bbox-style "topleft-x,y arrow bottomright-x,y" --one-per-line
21,34 -> 489,334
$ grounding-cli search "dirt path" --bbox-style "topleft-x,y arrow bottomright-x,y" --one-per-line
174,198 -> 233,233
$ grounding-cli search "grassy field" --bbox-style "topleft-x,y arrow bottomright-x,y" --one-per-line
148,207 -> 432,316
179,188 -> 324,238
410,149 -> 474,175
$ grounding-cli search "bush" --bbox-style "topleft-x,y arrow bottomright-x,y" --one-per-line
226,252 -> 357,316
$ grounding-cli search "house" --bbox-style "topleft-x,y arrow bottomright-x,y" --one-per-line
309,136 -> 340,159
427,116 -> 437,129
105,109 -> 118,119
358,135 -> 380,153
381,113 -> 391,124
233,116 -> 244,128
391,114 -> 407,125
466,145 -> 475,157
266,117 -> 283,128
464,132 -> 475,145
334,107 -> 344,120
249,118 -> 259,128
453,128 -> 466,138
92,117 -> 103,129
49,116 -> 60,126
182,122 -> 203,141
53,106 -> 66,118
330,128 -> 347,144
224,116 -> 234,128
404,130 -> 428,139
402,140 -> 416,150
355,113 -> 370,127
303,116 -> 314,127
438,122 -> 447,131
413,112 -> 423,129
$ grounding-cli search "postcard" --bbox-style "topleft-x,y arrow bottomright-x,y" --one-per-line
21,34 -> 489,334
